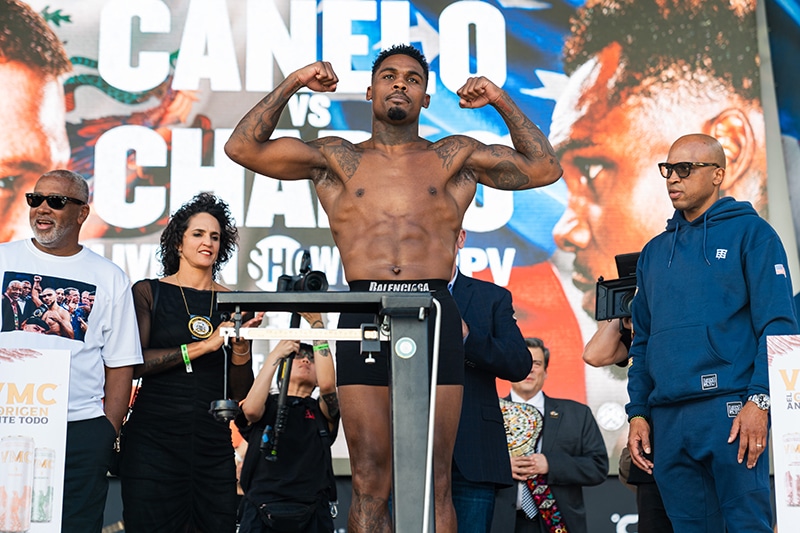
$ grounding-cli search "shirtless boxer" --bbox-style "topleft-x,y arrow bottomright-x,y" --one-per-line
225,44 -> 562,532
33,284 -> 74,339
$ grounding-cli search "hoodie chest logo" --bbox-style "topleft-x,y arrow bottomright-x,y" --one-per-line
715,249 -> 728,259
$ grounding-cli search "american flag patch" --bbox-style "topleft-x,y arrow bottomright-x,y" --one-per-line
775,264 -> 787,277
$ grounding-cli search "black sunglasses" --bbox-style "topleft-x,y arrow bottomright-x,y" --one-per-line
25,193 -> 86,210
295,350 -> 315,363
658,162 -> 720,179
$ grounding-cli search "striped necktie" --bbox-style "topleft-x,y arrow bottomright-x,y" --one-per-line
520,476 -> 538,518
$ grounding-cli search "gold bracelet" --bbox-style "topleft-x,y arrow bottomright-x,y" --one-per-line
310,320 -> 324,328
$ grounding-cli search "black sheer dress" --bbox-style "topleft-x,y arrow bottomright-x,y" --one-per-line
120,279 -> 253,533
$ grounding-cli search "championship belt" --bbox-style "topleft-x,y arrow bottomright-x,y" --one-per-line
499,398 -> 543,457
499,399 -> 568,533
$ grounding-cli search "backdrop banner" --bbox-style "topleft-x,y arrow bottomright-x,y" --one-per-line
2,0 -> 774,467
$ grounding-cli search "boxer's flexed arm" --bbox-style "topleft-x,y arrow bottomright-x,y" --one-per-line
457,76 -> 562,189
225,61 -> 339,180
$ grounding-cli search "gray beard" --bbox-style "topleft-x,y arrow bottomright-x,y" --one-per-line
32,224 -> 68,248
387,107 -> 407,121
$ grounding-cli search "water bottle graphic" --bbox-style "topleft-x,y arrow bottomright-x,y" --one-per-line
0,435 -> 35,532
31,448 -> 55,522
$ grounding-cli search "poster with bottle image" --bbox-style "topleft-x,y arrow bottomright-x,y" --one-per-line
0,349 -> 70,533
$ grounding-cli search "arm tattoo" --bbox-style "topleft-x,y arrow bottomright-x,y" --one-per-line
143,349 -> 182,373
314,346 -> 331,357
486,160 -> 529,189
253,84 -> 299,142
322,392 -> 340,420
494,92 -> 555,161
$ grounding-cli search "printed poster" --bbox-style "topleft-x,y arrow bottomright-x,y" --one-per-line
767,335 -> 800,529
0,348 -> 70,533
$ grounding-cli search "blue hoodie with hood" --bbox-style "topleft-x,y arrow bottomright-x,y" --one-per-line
626,197 -> 798,419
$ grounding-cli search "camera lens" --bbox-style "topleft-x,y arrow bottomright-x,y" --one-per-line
619,290 -> 635,315
302,272 -> 329,292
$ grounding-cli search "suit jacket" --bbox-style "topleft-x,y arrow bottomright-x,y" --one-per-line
16,297 -> 34,324
1,294 -> 21,331
452,271 -> 531,487
491,394 -> 609,533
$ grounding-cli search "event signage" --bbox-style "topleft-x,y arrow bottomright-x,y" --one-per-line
0,349 -> 70,533
768,335 -> 800,529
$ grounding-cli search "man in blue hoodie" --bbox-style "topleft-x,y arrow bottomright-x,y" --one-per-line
625,134 -> 798,533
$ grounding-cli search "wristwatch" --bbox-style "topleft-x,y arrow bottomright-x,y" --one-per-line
747,393 -> 770,411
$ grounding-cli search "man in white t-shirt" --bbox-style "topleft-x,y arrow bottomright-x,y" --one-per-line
0,169 -> 143,533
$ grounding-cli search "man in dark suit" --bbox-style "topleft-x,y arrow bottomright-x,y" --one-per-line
450,229 -> 532,532
13,279 -> 34,323
493,338 -> 608,533
2,279 -> 24,331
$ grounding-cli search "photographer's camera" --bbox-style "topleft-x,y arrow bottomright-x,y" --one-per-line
277,250 -> 329,292
595,252 -> 640,321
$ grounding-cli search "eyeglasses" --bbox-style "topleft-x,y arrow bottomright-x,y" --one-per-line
658,162 -> 720,179
25,193 -> 86,210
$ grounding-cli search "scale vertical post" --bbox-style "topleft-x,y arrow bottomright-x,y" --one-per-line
384,298 -> 435,533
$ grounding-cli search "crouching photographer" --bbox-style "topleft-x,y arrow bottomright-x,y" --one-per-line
236,311 -> 339,533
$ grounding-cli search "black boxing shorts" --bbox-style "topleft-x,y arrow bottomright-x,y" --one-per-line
335,280 -> 465,387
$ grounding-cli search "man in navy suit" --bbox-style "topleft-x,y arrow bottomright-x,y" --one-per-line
450,229 -> 532,532
493,338 -> 608,533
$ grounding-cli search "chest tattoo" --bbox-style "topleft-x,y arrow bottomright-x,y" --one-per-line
432,137 -> 469,170
330,146 -> 362,181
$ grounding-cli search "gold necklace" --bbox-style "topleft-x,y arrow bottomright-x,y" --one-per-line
176,274 -> 215,340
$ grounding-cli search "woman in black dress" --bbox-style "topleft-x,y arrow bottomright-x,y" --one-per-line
120,193 -> 257,532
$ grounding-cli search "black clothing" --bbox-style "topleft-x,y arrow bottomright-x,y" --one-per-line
636,482 -> 674,533
1,294 -> 20,331
336,280 -> 465,386
121,281 -> 244,533
626,432 -> 674,533
236,394 -> 337,533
